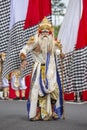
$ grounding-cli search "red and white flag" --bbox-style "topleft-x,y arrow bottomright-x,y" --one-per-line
10,0 -> 29,30
58,0 -> 87,53
57,0 -> 87,93
10,0 -> 51,30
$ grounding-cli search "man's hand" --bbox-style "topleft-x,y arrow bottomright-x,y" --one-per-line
20,53 -> 26,60
21,60 -> 28,70
33,44 -> 41,53
60,53 -> 65,59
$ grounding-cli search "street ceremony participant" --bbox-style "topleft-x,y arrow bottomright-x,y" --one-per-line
11,60 -> 28,100
0,52 -> 9,100
20,17 -> 64,121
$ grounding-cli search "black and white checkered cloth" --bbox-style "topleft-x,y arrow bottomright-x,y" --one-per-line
56,47 -> 87,93
0,0 -> 10,52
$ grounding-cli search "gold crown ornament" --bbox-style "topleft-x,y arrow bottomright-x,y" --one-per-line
38,17 -> 53,33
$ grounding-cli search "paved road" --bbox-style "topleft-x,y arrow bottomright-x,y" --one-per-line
0,100 -> 87,130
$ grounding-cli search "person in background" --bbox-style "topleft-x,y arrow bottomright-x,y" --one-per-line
11,60 -> 28,100
0,52 -> 9,100
20,17 -> 64,121
2,75 -> 9,100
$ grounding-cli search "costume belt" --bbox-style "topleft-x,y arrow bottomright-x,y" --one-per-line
41,63 -> 45,66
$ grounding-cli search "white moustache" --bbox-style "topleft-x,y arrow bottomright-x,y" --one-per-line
41,36 -> 49,40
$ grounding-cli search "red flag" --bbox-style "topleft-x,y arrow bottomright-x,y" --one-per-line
75,0 -> 87,50
24,0 -> 52,29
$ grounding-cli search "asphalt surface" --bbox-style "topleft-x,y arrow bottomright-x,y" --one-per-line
0,100 -> 87,130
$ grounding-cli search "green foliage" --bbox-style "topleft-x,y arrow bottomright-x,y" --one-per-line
52,0 -> 66,17
54,25 -> 61,38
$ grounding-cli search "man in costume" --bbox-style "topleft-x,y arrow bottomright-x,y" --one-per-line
20,17 -> 63,120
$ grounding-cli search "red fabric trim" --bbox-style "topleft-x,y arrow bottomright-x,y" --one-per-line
64,93 -> 74,101
82,91 -> 87,101
25,75 -> 31,99
9,82 -> 16,98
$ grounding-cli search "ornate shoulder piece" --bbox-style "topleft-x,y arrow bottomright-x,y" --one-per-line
27,36 -> 35,45
0,52 -> 6,61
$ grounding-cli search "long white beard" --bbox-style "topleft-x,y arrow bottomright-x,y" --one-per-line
38,35 -> 53,57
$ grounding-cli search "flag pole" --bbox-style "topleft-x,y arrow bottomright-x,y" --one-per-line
56,40 -> 65,120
